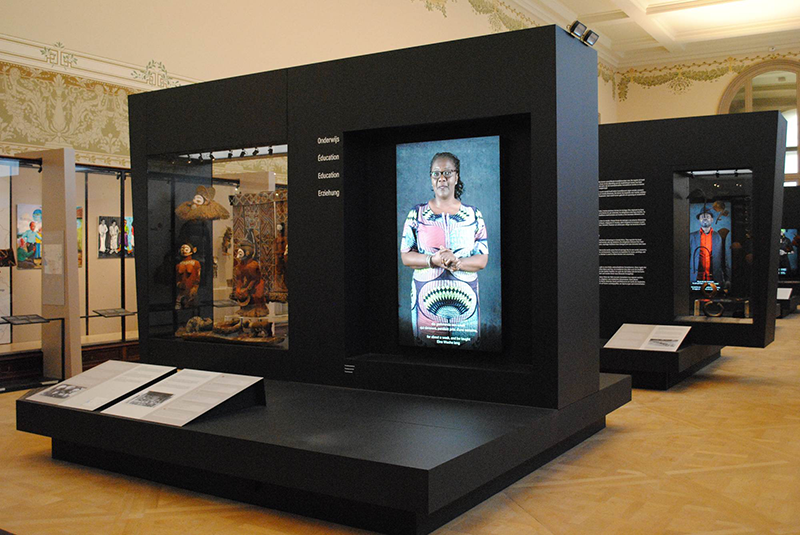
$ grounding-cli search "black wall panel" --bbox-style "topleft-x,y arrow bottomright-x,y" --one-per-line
143,70 -> 288,155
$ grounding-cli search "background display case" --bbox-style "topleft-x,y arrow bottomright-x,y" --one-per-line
599,112 -> 787,349
780,185 -> 800,282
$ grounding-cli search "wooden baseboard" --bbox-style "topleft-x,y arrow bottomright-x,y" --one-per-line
0,341 -> 139,381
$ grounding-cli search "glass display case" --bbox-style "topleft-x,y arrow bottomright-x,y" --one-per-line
145,148 -> 288,348
674,169 -> 754,323
0,157 -> 136,352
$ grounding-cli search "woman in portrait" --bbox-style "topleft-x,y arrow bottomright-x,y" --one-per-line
400,152 -> 488,349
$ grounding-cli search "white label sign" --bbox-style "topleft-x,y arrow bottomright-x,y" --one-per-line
605,323 -> 691,352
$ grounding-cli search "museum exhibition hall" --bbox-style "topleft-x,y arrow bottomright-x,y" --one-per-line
1,1 -> 800,534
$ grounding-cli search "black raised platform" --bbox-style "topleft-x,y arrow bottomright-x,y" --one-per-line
17,373 -> 630,535
600,342 -> 722,390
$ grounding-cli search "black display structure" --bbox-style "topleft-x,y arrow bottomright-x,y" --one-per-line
598,113 -> 786,387
18,26 -> 631,534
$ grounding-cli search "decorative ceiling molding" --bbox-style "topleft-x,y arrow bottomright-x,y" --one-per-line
646,0 -> 745,15
608,0 -> 685,53
0,33 -> 201,91
674,16 -> 800,42
578,10 -> 630,25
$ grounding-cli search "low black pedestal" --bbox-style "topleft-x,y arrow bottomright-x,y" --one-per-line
18,375 -> 630,535
600,343 -> 722,390
778,294 -> 800,318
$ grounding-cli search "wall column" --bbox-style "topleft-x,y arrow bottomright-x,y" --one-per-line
19,148 -> 81,378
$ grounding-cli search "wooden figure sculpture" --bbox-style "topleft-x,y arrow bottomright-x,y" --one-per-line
176,243 -> 201,309
175,185 -> 230,221
230,240 -> 268,316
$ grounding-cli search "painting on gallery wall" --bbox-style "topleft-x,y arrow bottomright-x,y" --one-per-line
16,204 -> 42,269
77,207 -> 83,267
98,216 -> 134,258
124,216 -> 134,257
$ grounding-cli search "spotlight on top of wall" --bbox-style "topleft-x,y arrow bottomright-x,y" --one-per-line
253,148 -> 259,156
567,20 -> 587,39
582,30 -> 599,47
209,152 -> 215,160
240,149 -> 247,158
227,150 -> 233,158
268,146 -> 273,155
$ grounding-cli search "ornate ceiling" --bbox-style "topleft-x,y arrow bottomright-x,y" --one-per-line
514,0 -> 800,66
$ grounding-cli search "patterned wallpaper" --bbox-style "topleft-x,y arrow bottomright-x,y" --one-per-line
0,34 -> 195,168
0,60 -> 138,167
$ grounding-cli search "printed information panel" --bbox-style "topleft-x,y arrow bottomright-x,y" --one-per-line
605,323 -> 691,352
27,360 -> 176,411
102,369 -> 262,427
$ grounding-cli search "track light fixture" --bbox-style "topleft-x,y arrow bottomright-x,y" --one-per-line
566,20 -> 599,47
582,30 -> 599,47
209,152 -> 215,161
567,21 -> 587,39
253,148 -> 259,156
268,146 -> 273,155
227,150 -> 233,158
240,149 -> 247,158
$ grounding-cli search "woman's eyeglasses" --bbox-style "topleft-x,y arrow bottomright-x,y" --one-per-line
430,170 -> 457,178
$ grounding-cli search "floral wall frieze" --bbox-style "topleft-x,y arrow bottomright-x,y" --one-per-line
598,50 -> 800,101
413,0 -> 540,31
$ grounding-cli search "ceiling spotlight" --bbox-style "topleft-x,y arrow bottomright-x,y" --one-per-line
567,20 -> 587,39
253,148 -> 259,156
268,146 -> 273,155
37,165 -> 43,173
582,30 -> 599,47
209,152 -> 215,160
240,149 -> 247,158
227,150 -> 233,158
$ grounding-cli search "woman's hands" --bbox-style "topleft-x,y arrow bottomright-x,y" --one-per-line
432,249 -> 460,271
401,250 -> 486,272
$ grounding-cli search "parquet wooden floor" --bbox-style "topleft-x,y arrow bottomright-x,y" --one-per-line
2,314 -> 800,534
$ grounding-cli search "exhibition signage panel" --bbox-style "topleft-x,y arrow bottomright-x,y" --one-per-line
102,369 -> 262,427
605,324 -> 691,352
777,288 -> 792,300
27,360 -> 176,410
